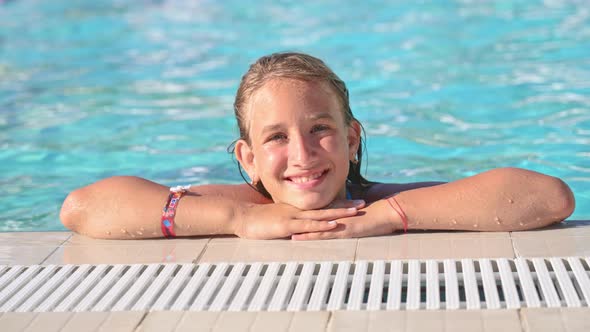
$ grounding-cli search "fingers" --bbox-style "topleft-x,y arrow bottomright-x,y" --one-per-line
297,207 -> 359,221
286,219 -> 338,234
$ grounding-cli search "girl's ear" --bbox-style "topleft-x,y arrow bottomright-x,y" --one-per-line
235,139 -> 258,183
347,120 -> 362,160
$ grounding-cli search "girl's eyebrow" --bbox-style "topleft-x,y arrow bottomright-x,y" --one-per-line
260,112 -> 335,135
308,112 -> 335,121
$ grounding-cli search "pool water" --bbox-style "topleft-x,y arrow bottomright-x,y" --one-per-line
0,0 -> 588,231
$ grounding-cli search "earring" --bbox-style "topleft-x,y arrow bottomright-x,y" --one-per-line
250,178 -> 258,186
351,157 -> 359,165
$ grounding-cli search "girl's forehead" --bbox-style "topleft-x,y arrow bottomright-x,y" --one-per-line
247,78 -> 341,116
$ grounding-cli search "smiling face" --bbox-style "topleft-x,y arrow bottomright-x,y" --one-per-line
235,78 -> 360,209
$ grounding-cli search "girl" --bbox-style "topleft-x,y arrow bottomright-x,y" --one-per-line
60,52 -> 575,240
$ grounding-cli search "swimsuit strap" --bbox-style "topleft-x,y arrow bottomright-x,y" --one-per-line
346,187 -> 352,200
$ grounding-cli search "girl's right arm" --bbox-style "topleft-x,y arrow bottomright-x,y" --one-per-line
60,176 -> 360,239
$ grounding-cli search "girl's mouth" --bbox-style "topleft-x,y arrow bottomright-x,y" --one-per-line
285,169 -> 329,189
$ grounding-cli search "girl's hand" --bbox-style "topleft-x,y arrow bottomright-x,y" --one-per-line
291,200 -> 399,240
234,200 -> 364,240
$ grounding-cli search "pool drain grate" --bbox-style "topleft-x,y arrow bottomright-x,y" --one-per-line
0,257 -> 588,312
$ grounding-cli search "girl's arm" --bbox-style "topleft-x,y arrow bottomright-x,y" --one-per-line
293,167 -> 575,240
60,176 -> 360,239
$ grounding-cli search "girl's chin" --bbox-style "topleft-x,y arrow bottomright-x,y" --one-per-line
276,194 -> 334,210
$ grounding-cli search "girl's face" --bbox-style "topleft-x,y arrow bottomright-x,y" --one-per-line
235,78 -> 360,210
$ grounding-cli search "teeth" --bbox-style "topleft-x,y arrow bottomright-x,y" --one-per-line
290,171 -> 323,183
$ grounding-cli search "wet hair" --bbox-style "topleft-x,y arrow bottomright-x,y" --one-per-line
228,52 -> 372,198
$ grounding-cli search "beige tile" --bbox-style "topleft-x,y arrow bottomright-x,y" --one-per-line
23,312 -> 73,332
288,311 -> 330,332
60,312 -> 109,332
357,232 -> 514,260
213,312 -> 258,331
174,312 -> 221,332
64,233 -> 206,246
0,312 -> 37,332
510,220 -> 590,239
511,232 -> 590,257
138,311 -> 184,332
199,238 -> 357,262
0,246 -> 60,265
44,241 -> 208,265
510,220 -> 590,257
521,308 -> 590,332
97,311 -> 145,332
329,310 -> 521,332
0,232 -> 71,246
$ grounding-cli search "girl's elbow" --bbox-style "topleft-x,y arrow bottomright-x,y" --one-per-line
549,177 -> 575,221
60,189 -> 86,234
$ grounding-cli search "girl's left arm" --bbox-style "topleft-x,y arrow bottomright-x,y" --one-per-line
292,167 -> 575,240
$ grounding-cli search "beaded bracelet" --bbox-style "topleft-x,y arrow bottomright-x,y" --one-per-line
161,185 -> 191,238
386,194 -> 408,233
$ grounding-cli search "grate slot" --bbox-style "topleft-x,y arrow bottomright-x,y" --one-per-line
497,259 -> 521,309
133,264 -> 178,311
549,258 -> 581,307
532,258 -> 560,307
367,261 -> 385,311
326,261 -> 350,311
209,263 -> 246,311
568,257 -> 590,305
190,263 -> 228,310
151,264 -> 194,311
170,263 -> 210,310
229,262 -> 263,311
17,265 -> 76,312
461,259 -> 480,309
268,262 -> 297,311
247,263 -> 280,311
59,265 -> 111,312
308,262 -> 333,311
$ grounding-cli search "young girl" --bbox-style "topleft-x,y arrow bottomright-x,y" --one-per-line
60,52 -> 575,240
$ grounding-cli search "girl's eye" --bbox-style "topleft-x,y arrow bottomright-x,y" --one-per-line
311,124 -> 330,133
268,133 -> 287,142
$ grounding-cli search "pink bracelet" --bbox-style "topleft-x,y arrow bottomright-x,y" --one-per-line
161,185 -> 190,238
386,195 -> 408,233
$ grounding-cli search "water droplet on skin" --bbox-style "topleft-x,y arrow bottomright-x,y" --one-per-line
451,219 -> 458,225
473,223 -> 479,228
519,221 -> 525,226
130,234 -> 136,238
494,217 -> 502,224
136,231 -> 143,236
433,218 -> 438,224
106,231 -> 111,236
508,199 -> 514,204
187,225 -> 192,229
120,229 -> 127,234
140,227 -> 145,232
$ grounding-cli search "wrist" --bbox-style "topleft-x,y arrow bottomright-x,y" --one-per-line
382,195 -> 408,233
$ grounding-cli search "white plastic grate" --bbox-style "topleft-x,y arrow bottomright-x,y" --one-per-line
0,257 -> 588,313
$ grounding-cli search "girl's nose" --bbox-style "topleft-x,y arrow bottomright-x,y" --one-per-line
290,133 -> 316,166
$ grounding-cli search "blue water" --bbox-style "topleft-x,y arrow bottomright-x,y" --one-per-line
0,0 -> 589,231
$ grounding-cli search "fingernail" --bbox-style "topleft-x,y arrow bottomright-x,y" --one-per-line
328,220 -> 337,225
347,207 -> 357,212
352,200 -> 365,205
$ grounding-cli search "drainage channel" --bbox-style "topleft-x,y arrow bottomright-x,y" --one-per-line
0,257 -> 588,313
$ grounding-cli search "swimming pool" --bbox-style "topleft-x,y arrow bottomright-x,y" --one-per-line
0,0 -> 588,231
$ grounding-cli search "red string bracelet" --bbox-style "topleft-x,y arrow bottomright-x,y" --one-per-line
386,195 -> 408,233
161,185 -> 190,238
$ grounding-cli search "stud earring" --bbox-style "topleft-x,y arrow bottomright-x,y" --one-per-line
351,157 -> 359,165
